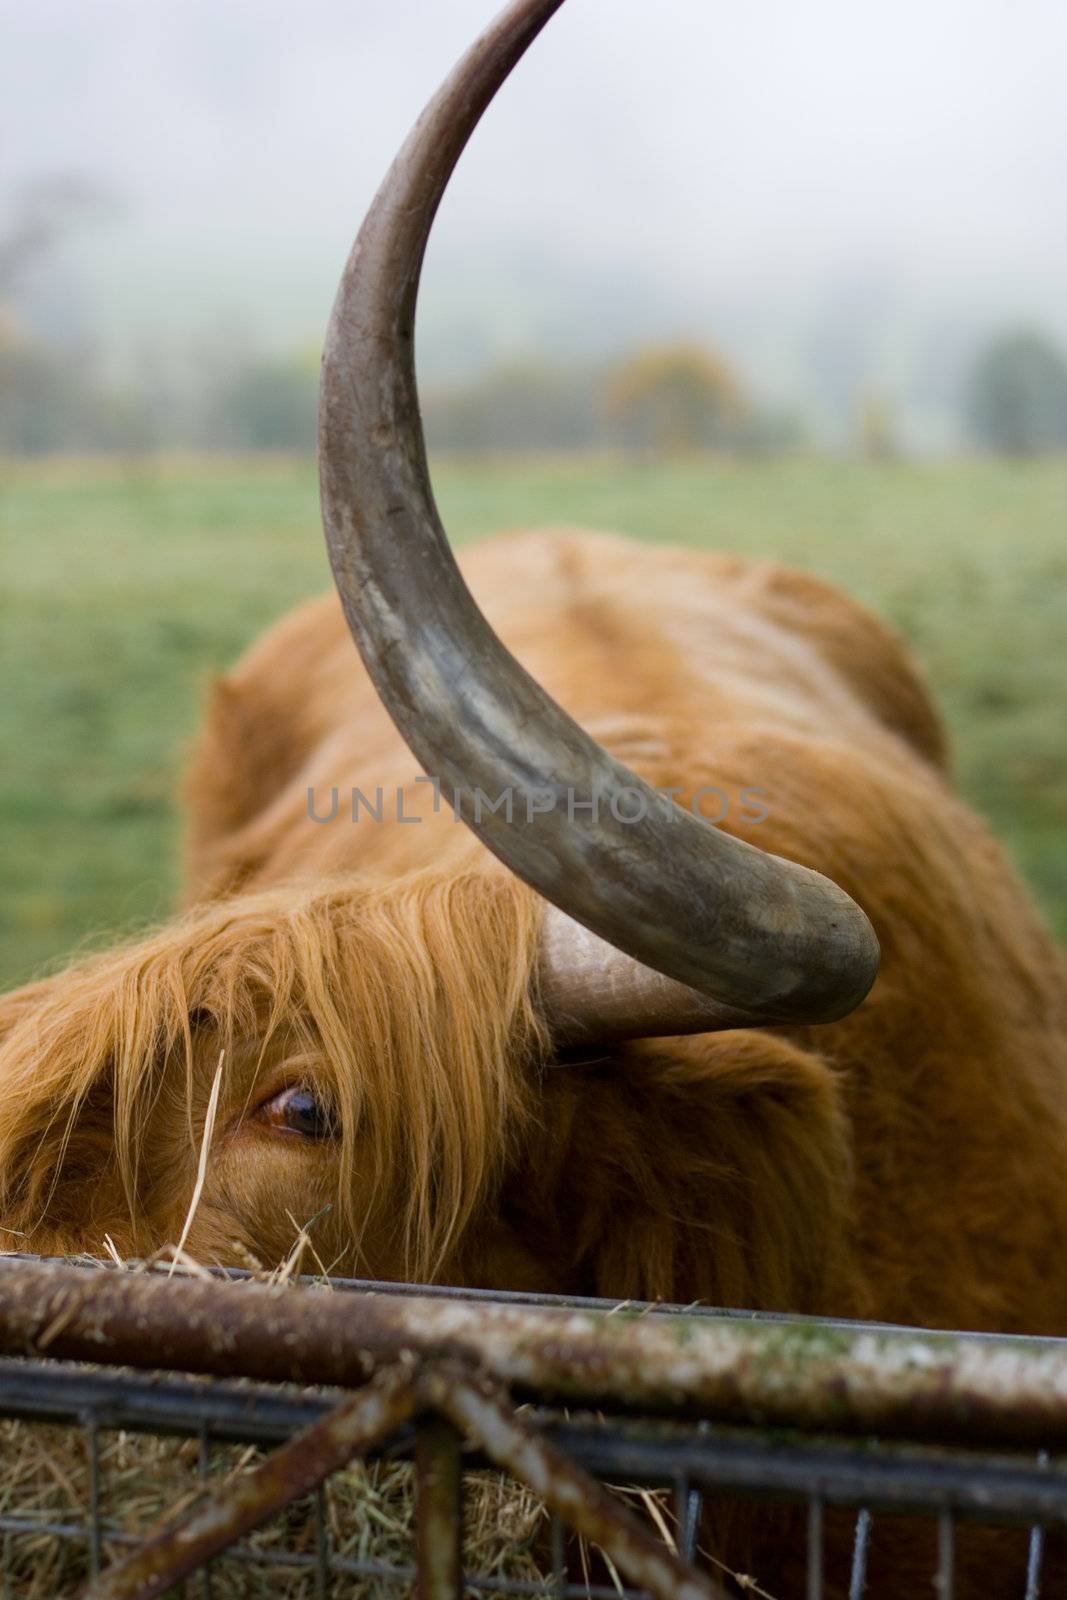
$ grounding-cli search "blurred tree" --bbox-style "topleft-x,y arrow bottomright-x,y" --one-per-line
603,342 -> 746,455
965,329 -> 1067,455
858,388 -> 899,460
737,405 -> 810,456
0,335 -> 159,456
0,339 -> 85,453
423,359 -> 600,453
213,351 -> 319,451
805,273 -> 896,446
0,174 -> 123,457
0,174 -> 115,301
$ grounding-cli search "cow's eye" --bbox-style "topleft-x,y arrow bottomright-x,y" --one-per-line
259,1085 -> 336,1141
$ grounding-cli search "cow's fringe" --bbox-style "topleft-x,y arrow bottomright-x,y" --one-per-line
0,869 -> 548,1280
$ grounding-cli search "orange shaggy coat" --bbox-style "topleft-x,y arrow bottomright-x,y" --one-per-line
1,529 -> 1065,1595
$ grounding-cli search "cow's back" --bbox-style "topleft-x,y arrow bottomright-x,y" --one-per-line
183,528 -> 945,895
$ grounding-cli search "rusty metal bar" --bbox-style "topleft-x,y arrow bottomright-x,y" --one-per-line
807,1494 -> 824,1600
673,1472 -> 700,1564
420,1362 -> 727,1600
83,1412 -> 102,1580
313,1485 -> 329,1600
936,1509 -> 955,1600
1026,1521 -> 1045,1600
8,1257 -> 1067,1447
81,1360 -> 420,1600
8,1253 -> 955,1327
416,1415 -> 463,1600
196,1423 -> 214,1600
848,1507 -> 871,1600
1026,1451 -> 1049,1600
1026,1527 -> 1045,1599
549,1514 -> 567,1599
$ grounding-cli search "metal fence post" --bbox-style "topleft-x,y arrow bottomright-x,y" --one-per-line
416,1414 -> 464,1600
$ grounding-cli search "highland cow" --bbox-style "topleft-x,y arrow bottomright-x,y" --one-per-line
1,1 -> 1064,1593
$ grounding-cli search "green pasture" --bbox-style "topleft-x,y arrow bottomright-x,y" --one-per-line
1,452 -> 1064,991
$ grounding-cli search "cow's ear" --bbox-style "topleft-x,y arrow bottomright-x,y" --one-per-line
508,1030 -> 853,1311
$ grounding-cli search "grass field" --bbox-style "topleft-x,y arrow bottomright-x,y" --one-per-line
1,452 -> 1064,992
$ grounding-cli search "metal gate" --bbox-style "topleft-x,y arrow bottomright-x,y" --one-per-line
0,1255 -> 1064,1598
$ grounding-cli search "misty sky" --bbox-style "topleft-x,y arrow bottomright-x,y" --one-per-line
4,0 -> 1067,441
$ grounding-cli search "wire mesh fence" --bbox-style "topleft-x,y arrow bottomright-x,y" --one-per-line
0,1256 -> 1063,1599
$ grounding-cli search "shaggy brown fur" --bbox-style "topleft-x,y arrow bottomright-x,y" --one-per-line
1,528 -> 1065,1595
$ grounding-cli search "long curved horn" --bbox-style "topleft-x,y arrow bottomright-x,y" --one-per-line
319,0 -> 880,1030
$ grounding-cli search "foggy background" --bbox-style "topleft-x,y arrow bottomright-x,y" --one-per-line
3,0 -> 1067,453
3,0 -> 1066,986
